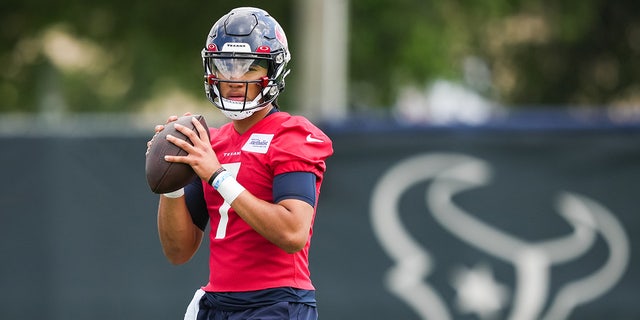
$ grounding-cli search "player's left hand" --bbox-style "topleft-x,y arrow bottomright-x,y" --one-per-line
165,117 -> 221,183
145,113 -> 188,156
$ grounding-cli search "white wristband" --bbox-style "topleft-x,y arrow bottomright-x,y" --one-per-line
216,175 -> 246,204
162,187 -> 185,198
211,171 -> 232,190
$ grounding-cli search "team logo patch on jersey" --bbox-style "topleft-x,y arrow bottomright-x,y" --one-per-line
242,133 -> 274,154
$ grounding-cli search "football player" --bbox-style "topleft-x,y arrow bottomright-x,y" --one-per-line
151,7 -> 333,320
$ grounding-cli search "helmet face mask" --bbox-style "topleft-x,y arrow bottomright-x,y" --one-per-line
202,7 -> 291,120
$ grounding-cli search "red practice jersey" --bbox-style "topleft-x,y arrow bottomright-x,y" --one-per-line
201,111 -> 333,292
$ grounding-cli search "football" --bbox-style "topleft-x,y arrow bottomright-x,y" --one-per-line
145,115 -> 210,194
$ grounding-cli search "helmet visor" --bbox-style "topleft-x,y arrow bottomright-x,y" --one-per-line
208,58 -> 269,80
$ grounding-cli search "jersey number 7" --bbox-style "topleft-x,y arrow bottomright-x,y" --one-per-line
214,162 -> 241,239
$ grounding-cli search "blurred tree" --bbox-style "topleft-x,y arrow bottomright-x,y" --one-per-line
0,0 -> 295,114
1,0 -> 639,114
349,0 -> 640,109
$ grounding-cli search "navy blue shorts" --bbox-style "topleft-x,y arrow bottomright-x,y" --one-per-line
184,289 -> 318,320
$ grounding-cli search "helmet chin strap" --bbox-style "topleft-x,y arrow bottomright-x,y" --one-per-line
220,105 -> 268,120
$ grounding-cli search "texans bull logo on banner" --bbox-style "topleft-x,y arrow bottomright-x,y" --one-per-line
370,153 -> 630,320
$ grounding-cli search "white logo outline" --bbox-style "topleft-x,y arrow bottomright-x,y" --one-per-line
370,152 -> 630,320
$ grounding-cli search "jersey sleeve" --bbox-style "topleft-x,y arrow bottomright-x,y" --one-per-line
273,171 -> 317,207
269,116 -> 333,177
185,177 -> 208,231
